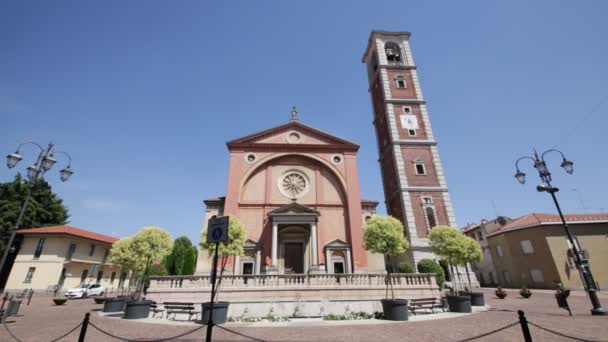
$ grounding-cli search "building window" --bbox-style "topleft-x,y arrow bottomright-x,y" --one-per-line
425,207 -> 437,230
530,269 -> 544,283
278,170 -> 310,199
384,42 -> 403,64
24,267 -> 36,283
80,270 -> 88,284
414,161 -> 426,175
67,243 -> 77,260
110,272 -> 116,285
395,75 -> 406,88
403,107 -> 412,114
96,271 -> 103,283
89,244 -> 95,257
502,270 -> 511,285
520,240 -> 534,255
422,196 -> 433,204
34,238 -> 46,259
496,245 -> 504,257
408,129 -> 417,136
118,272 -> 127,288
102,249 -> 109,264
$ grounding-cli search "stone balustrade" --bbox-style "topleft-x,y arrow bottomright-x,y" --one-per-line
148,273 -> 435,290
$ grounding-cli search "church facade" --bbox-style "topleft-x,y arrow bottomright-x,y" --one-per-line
196,110 -> 382,275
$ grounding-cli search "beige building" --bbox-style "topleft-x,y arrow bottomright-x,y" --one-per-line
484,213 -> 608,290
462,216 -> 512,286
5,226 -> 128,292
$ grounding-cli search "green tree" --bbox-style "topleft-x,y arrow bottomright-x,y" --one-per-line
398,262 -> 415,273
166,236 -> 197,275
183,246 -> 197,275
363,216 -> 409,299
417,258 -> 445,289
460,236 -> 482,292
200,217 -> 246,301
428,226 -> 468,294
109,227 -> 173,297
0,174 -> 69,252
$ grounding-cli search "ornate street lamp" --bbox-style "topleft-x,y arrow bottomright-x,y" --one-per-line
0,142 -> 74,282
514,148 -> 605,316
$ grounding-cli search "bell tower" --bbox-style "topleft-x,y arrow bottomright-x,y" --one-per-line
362,31 -> 458,267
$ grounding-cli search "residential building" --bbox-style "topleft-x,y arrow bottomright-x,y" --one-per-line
462,217 -> 512,286
485,213 -> 608,290
4,226 -> 128,292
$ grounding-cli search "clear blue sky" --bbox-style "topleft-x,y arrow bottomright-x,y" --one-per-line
2,1 -> 607,244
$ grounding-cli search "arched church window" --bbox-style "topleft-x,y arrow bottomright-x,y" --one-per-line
425,207 -> 437,230
385,42 -> 402,64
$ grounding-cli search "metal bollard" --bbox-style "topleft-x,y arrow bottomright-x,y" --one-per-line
78,312 -> 90,342
518,310 -> 533,342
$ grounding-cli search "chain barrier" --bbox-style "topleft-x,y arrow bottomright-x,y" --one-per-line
48,322 -> 83,342
3,322 -> 25,342
3,320 -> 83,342
88,320 -> 206,342
215,324 -> 268,342
455,321 -> 520,342
528,321 -> 608,342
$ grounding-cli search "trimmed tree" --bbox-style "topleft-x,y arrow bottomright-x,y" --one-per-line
200,217 -> 246,301
428,226 -> 468,295
183,246 -> 197,275
110,227 -> 173,298
460,236 -> 482,292
417,258 -> 445,289
363,216 -> 409,299
398,262 -> 415,274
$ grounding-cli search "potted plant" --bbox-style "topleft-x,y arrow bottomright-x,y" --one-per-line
495,287 -> 507,299
429,226 -> 472,313
108,227 -> 173,319
93,296 -> 106,304
460,237 -> 484,306
363,216 -> 410,321
520,286 -> 532,298
53,297 -> 69,305
200,217 -> 246,325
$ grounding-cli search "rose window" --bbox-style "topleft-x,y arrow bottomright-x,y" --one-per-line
279,171 -> 309,198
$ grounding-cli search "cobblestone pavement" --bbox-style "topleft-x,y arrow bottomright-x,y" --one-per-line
1,288 -> 607,341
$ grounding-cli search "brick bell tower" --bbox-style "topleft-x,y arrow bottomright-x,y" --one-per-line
362,31 -> 458,268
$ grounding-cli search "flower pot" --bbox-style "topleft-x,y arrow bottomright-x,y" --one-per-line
520,292 -> 532,299
123,300 -> 154,319
446,294 -> 472,313
53,298 -> 68,306
201,302 -> 230,324
103,297 -> 127,312
380,299 -> 409,321
467,292 -> 485,306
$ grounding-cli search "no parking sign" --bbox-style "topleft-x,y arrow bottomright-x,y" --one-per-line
206,216 -> 229,244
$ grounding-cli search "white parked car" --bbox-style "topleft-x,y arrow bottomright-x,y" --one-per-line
64,283 -> 105,298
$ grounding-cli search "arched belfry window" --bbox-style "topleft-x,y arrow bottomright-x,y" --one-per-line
385,42 -> 402,64
425,206 -> 437,230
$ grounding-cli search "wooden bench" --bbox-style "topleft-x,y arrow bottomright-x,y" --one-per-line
408,297 -> 445,315
150,303 -> 165,318
163,302 -> 200,321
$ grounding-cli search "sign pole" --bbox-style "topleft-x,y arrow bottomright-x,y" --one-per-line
205,242 -> 219,341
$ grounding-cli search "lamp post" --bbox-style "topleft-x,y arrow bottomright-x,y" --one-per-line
0,142 -> 73,283
514,149 -> 606,316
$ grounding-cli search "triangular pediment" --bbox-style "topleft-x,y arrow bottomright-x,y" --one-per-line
244,239 -> 262,249
227,122 -> 359,151
325,239 -> 351,248
267,202 -> 320,216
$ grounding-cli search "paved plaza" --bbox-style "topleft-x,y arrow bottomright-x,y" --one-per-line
1,288 -> 607,341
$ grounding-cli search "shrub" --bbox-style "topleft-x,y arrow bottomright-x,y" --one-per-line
398,262 -> 415,273
417,258 -> 445,289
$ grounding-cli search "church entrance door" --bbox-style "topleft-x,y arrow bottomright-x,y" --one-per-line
284,242 -> 304,274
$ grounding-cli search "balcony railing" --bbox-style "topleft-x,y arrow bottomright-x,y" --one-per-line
149,273 -> 436,290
